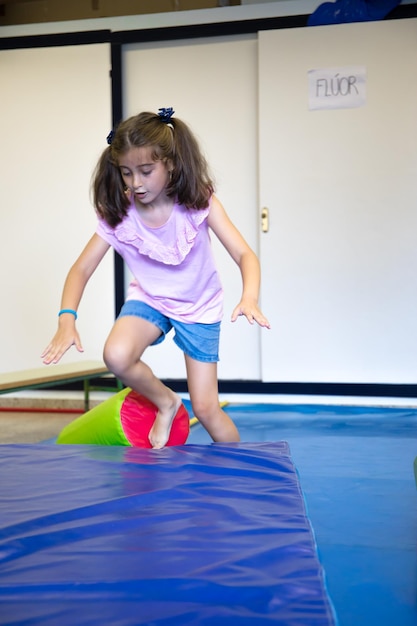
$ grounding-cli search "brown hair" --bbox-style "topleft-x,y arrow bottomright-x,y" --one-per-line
92,111 -> 214,227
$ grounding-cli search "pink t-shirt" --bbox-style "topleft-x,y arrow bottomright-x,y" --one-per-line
96,199 -> 223,324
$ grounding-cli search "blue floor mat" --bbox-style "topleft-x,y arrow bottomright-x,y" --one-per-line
0,441 -> 336,626
188,403 -> 417,626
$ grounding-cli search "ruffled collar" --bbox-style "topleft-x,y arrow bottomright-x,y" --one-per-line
110,200 -> 210,265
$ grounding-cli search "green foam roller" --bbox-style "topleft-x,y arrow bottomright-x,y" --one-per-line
57,387 -> 132,446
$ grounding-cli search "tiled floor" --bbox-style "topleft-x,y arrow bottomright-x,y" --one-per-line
0,390 -> 113,444
0,410 -> 77,444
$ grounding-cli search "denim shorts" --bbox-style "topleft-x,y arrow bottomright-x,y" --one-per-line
118,300 -> 220,363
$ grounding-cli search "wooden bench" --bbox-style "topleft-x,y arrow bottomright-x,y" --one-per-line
0,361 -> 116,412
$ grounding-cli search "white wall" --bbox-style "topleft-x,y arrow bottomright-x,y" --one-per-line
1,3 -> 416,387
0,44 -> 114,374
0,1 -> 316,379
0,1 -> 319,38
0,0 -> 410,41
0,2 -> 317,378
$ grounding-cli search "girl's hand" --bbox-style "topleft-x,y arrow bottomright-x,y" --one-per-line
41,325 -> 84,365
231,300 -> 271,328
40,235 -> 110,365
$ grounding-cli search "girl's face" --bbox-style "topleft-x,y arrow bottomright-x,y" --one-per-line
118,146 -> 172,207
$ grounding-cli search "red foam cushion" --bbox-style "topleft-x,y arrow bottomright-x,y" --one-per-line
120,391 -> 190,448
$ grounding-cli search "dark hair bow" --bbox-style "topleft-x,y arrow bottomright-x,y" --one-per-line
106,130 -> 115,145
158,107 -> 175,123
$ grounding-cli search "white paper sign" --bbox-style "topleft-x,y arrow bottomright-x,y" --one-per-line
308,66 -> 366,111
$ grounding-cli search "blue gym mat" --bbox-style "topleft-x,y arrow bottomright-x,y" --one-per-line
188,403 -> 417,626
0,440 -> 336,626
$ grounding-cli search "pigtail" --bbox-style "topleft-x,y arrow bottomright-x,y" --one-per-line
92,147 -> 129,227
167,118 -> 214,210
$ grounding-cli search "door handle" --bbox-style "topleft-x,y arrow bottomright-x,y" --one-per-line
261,207 -> 269,233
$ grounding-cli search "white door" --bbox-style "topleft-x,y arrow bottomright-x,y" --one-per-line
258,20 -> 417,384
122,35 -> 261,380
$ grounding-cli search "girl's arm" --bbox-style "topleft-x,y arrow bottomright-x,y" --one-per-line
41,234 -> 111,364
207,196 -> 270,329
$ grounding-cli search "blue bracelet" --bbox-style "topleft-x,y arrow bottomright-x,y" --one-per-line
58,309 -> 78,320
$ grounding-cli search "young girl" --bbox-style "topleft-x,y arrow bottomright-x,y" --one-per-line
42,108 -> 270,449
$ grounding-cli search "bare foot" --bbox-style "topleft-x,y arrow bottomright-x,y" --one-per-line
149,392 -> 182,449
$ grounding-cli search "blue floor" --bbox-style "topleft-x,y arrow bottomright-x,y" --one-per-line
187,403 -> 417,626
